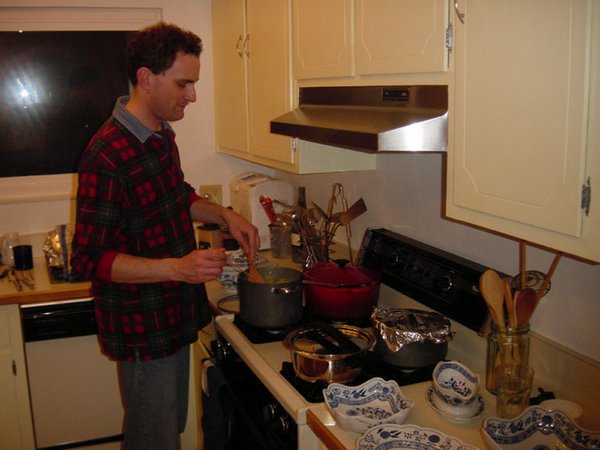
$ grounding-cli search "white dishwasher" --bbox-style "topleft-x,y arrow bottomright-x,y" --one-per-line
21,299 -> 123,450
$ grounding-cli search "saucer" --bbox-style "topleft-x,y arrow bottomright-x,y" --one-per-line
426,385 -> 484,423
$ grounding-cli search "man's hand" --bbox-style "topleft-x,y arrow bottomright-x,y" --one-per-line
173,248 -> 227,283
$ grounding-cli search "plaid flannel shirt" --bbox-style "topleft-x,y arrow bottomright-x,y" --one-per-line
71,97 -> 210,361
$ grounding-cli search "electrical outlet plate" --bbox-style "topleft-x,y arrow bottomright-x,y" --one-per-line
198,184 -> 223,205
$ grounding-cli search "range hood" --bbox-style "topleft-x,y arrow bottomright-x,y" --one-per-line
271,85 -> 448,153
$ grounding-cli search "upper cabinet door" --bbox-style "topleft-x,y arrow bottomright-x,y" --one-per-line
212,0 -> 249,155
447,0 -> 600,261
450,0 -> 591,236
356,0 -> 449,75
293,0 -> 353,79
246,0 -> 294,164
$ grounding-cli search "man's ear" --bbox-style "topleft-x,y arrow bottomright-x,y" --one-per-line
136,67 -> 153,91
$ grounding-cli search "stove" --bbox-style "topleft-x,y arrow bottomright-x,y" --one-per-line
356,227 -> 501,332
211,228 -> 499,449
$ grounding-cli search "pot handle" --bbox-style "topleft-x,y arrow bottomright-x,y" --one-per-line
271,285 -> 300,295
309,323 -> 361,354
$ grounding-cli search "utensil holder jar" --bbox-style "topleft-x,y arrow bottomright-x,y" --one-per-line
485,323 -> 530,394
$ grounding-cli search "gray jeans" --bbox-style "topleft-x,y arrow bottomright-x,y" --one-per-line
118,345 -> 190,450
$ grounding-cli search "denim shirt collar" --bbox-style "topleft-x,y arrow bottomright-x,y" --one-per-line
113,96 -> 172,143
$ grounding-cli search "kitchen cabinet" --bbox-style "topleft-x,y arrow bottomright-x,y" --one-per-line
0,304 -> 35,449
446,0 -> 600,262
212,0 -> 292,165
293,0 -> 449,80
212,0 -> 376,173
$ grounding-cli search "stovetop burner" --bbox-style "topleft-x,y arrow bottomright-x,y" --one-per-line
279,355 -> 437,403
233,312 -> 372,344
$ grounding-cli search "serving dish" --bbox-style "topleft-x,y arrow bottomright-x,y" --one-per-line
356,424 -> 478,450
425,385 -> 484,423
482,406 -> 600,450
432,360 -> 479,405
323,377 -> 414,434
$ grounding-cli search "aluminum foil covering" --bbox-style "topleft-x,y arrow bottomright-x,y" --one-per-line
371,307 -> 453,351
42,224 -> 72,268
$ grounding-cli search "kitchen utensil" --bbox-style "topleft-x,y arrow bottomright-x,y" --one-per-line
510,270 -> 550,296
535,252 -> 561,302
238,267 -> 302,329
519,240 -> 526,289
503,278 -> 517,328
282,323 -> 375,383
303,261 -> 381,320
479,269 -> 506,330
514,288 -> 538,327
259,195 -> 278,223
371,308 -> 453,369
247,258 -> 265,283
1,232 -> 20,267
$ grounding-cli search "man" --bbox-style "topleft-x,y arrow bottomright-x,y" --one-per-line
71,22 -> 258,449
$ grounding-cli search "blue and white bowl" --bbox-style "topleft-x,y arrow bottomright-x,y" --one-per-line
432,360 -> 479,406
356,424 -> 478,450
323,377 -> 414,434
482,405 -> 600,450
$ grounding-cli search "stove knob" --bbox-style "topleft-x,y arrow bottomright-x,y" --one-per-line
262,403 -> 278,423
439,274 -> 454,292
275,414 -> 292,435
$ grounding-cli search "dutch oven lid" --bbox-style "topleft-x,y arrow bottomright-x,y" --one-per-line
303,261 -> 380,287
371,307 -> 453,351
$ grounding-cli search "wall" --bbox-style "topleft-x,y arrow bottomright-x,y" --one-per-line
274,154 -> 600,363
1,0 -> 597,365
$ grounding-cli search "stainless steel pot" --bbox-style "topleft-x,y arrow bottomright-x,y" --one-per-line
238,267 -> 303,329
371,308 -> 453,368
283,323 -> 375,383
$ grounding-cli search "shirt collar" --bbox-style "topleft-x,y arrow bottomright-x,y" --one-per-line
113,96 -> 172,143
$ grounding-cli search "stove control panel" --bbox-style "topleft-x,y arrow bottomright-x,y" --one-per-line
357,228 -> 504,332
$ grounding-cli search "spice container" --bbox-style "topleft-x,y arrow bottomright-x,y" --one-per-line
269,221 -> 292,258
196,223 -> 223,249
485,323 -> 530,394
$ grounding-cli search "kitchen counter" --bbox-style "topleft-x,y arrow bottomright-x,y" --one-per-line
306,385 -> 495,449
0,256 -> 91,305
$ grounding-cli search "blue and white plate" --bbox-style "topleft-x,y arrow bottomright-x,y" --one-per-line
482,406 -> 600,450
426,385 -> 485,423
323,377 -> 414,434
356,424 -> 478,450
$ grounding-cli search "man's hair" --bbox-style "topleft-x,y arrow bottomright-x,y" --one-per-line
126,21 -> 203,85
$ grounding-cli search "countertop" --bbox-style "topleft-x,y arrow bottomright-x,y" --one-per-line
0,257 -> 91,305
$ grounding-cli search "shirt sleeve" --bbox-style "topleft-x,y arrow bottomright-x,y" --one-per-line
70,150 -> 124,281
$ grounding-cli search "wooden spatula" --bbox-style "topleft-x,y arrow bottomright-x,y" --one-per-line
247,259 -> 265,283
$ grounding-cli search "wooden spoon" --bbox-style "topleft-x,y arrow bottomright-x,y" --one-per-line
247,259 -> 265,283
504,278 -> 517,328
515,288 -> 537,327
479,269 -> 506,330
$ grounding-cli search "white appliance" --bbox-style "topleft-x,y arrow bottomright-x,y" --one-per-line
229,172 -> 294,250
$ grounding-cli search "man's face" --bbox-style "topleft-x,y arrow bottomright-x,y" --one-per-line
147,52 -> 200,122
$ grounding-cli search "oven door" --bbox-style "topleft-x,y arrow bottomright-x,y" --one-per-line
204,338 -> 297,450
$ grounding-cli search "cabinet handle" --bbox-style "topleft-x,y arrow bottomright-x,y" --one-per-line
12,360 -> 16,376
236,35 -> 244,58
243,34 -> 250,58
454,0 -> 465,23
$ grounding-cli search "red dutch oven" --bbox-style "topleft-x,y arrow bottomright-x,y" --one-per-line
303,261 -> 381,320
